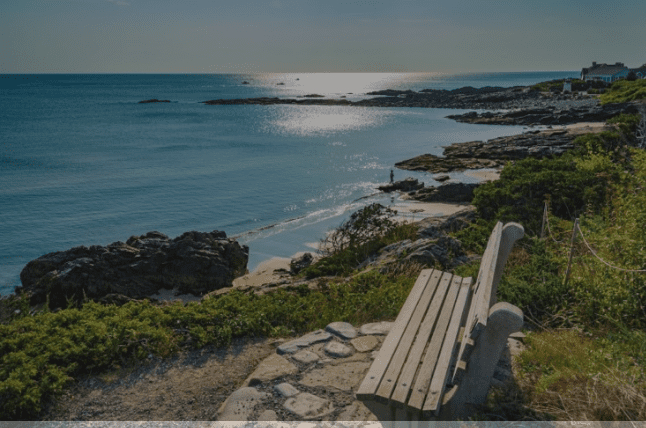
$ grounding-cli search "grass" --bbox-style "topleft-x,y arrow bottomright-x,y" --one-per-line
600,79 -> 646,104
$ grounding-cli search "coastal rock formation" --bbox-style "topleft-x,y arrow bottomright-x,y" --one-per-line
406,181 -> 479,203
377,177 -> 424,192
202,86 -> 601,113
447,101 -> 641,126
138,99 -> 171,103
18,230 -> 249,309
396,125 -> 612,174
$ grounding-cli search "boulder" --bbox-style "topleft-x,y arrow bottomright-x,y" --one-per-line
290,252 -> 313,274
18,230 -> 249,309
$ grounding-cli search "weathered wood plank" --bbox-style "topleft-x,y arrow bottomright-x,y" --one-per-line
376,270 -> 446,402
423,276 -> 472,417
356,269 -> 436,400
406,272 -> 462,411
389,271 -> 457,407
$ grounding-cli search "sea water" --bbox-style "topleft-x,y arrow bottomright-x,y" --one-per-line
0,71 -> 577,295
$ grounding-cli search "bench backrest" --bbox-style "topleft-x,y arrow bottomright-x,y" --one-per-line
451,221 -> 524,385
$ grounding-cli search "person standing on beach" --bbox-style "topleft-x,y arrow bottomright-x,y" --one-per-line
390,169 -> 394,183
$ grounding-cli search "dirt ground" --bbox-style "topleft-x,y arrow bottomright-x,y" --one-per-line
41,337 -> 275,421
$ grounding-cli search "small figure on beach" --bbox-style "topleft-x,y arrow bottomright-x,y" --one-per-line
390,169 -> 394,183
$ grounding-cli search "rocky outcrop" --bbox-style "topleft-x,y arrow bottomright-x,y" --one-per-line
447,101 -> 641,126
18,230 -> 249,309
138,99 -> 171,103
377,177 -> 424,193
202,86 -> 602,112
396,125 -> 613,174
406,181 -> 479,203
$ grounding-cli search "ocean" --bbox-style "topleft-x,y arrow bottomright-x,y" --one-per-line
0,71 -> 578,296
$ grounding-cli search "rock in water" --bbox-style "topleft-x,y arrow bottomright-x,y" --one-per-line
18,230 -> 249,309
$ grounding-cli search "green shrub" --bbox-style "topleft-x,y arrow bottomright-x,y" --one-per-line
600,79 -> 646,104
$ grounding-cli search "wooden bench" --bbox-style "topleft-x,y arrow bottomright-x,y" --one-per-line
357,221 -> 524,421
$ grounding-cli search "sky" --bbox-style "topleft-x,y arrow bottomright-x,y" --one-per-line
1,0 -> 645,74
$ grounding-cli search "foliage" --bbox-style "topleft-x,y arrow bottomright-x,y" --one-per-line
301,204 -> 417,278
0,268 -> 415,419
606,113 -> 640,136
600,79 -> 646,104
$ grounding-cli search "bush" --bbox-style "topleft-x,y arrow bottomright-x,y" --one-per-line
600,79 -> 646,104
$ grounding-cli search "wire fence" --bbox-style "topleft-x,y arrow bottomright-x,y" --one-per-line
541,203 -> 646,283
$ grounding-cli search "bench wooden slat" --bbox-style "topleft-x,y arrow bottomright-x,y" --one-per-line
423,276 -> 472,417
471,221 -> 503,338
389,271 -> 456,407
450,222 -> 502,388
356,269 -> 436,400
406,273 -> 463,411
375,270 -> 446,402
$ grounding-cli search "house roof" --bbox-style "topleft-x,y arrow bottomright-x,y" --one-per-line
582,65 -> 628,77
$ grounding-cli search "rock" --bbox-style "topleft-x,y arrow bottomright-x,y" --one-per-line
241,81 -> 250,84
325,321 -> 358,340
350,335 -> 380,352
407,181 -> 479,203
433,173 -> 451,182
303,94 -> 325,98
277,329 -> 333,354
283,393 -> 335,420
290,253 -> 313,274
324,341 -> 354,358
299,361 -> 371,392
417,206 -> 477,238
138,99 -> 171,103
257,410 -> 277,421
274,382 -> 300,398
377,177 -> 424,193
292,350 -> 320,364
244,353 -> 298,386
18,230 -> 249,309
217,387 -> 267,421
336,401 -> 378,422
359,321 -> 393,336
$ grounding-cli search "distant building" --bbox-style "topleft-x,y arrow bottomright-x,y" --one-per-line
563,80 -> 572,92
581,62 -> 630,82
632,64 -> 646,79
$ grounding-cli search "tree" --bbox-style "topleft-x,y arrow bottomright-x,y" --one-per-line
626,71 -> 638,81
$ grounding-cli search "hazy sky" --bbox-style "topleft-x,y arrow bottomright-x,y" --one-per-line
2,0 -> 645,73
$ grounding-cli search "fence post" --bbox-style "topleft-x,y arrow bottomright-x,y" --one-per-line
563,218 -> 579,286
540,203 -> 547,239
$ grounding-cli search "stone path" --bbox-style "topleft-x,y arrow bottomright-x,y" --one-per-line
216,321 -> 524,422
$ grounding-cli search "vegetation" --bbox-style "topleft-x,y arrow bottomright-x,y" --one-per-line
454,114 -> 646,420
3,108 -> 646,420
600,79 -> 646,104
300,203 -> 418,278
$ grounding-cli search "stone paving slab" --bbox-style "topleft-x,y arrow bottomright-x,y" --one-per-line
244,353 -> 298,386
277,329 -> 333,354
325,321 -> 358,340
217,321 -> 527,422
283,392 -> 335,420
324,341 -> 354,358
